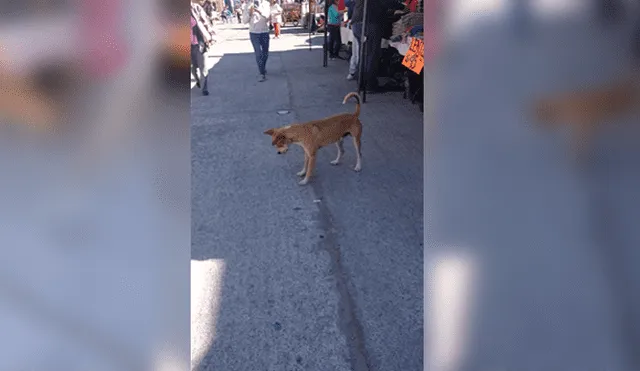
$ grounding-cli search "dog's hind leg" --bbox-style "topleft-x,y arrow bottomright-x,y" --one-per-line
297,153 -> 309,177
331,140 -> 345,165
353,135 -> 362,172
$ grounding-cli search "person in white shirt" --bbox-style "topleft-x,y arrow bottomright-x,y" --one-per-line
243,0 -> 272,81
270,0 -> 283,39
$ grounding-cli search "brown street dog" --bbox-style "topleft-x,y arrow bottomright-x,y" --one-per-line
264,92 -> 363,185
533,74 -> 640,159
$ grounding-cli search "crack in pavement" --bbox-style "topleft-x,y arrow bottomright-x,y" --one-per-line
310,187 -> 372,371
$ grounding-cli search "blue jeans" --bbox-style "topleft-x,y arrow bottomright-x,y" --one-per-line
250,32 -> 270,75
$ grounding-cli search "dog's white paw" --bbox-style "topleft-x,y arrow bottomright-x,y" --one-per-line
330,160 -> 340,165
296,170 -> 307,177
298,178 -> 309,186
354,164 -> 362,172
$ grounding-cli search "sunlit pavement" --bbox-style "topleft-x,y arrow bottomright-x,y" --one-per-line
191,23 -> 423,371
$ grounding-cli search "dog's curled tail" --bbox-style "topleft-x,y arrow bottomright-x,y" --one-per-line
342,92 -> 361,117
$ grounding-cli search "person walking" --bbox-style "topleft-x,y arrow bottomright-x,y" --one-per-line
270,0 -> 283,39
191,2 -> 215,95
236,1 -> 245,23
327,0 -> 344,60
243,0 -> 271,81
203,0 -> 215,22
220,5 -> 229,23
225,5 -> 234,23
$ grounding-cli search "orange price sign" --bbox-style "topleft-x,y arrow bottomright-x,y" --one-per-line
402,38 -> 424,74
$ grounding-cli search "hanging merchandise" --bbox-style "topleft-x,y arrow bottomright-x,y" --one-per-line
391,11 -> 423,39
405,0 -> 418,12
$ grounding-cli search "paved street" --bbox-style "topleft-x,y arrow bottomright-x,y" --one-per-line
191,24 -> 423,371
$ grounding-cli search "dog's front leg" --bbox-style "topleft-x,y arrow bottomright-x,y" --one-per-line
297,153 -> 309,177
299,152 -> 316,185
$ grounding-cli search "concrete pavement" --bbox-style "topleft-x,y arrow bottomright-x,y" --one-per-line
191,23 -> 423,371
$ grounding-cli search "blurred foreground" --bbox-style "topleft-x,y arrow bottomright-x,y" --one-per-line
426,1 -> 640,370
0,0 -> 190,370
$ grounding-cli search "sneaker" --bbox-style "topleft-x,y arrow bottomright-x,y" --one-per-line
259,74 -> 267,82
202,90 -> 209,96
346,74 -> 355,80
329,57 -> 336,61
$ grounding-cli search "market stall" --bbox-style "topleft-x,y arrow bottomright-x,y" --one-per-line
282,3 -> 301,26
382,3 -> 424,110
395,36 -> 424,111
325,0 -> 425,109
301,0 -> 324,29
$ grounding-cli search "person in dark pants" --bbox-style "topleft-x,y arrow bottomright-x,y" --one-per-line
221,5 -> 232,23
243,0 -> 272,81
236,2 -> 244,23
350,0 -> 406,92
191,3 -> 214,95
327,0 -> 345,60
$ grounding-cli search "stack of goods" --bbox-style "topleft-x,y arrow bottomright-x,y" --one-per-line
391,11 -> 423,39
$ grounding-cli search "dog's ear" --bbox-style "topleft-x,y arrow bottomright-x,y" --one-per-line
264,128 -> 275,136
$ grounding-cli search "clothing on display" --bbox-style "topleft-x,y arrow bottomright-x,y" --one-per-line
391,12 -> 423,38
404,0 -> 418,12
